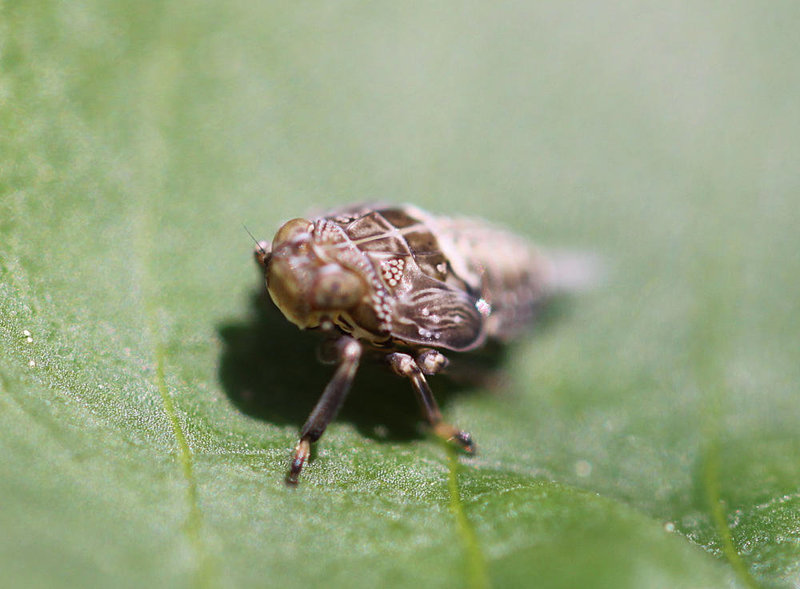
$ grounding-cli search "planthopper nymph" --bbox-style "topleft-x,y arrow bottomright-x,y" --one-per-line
254,203 -> 594,483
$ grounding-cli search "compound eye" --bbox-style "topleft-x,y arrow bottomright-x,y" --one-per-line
272,218 -> 312,249
312,265 -> 365,310
254,240 -> 272,269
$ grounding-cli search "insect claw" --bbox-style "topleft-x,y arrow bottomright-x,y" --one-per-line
433,423 -> 476,454
453,430 -> 476,454
287,438 -> 311,485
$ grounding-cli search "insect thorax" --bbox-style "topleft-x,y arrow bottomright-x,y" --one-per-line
313,205 -> 489,351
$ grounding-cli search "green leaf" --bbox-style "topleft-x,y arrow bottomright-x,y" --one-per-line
2,2 -> 799,588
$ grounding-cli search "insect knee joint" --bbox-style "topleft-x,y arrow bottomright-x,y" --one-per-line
387,352 -> 419,378
338,337 -> 362,362
416,349 -> 449,375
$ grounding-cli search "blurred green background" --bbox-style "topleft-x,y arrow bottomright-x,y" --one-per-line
2,1 -> 799,588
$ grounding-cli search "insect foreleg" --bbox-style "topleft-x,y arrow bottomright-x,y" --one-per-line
416,348 -> 449,375
386,352 -> 475,454
288,336 -> 362,484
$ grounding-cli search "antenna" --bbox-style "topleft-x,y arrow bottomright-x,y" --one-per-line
243,224 -> 267,254
244,224 -> 271,269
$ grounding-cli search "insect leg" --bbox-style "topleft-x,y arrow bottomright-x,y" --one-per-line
386,352 -> 475,454
288,336 -> 362,484
416,348 -> 449,375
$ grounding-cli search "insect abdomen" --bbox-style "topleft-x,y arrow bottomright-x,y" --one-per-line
433,216 -> 553,341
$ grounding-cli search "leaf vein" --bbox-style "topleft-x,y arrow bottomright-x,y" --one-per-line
447,446 -> 492,589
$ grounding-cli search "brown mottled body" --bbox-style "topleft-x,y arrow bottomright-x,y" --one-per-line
423,212 -> 553,342
255,203 -> 555,483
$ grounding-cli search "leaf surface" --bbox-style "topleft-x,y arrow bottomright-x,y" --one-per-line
2,2 -> 799,588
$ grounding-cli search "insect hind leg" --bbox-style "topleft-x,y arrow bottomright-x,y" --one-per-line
288,336 -> 362,484
386,351 -> 475,454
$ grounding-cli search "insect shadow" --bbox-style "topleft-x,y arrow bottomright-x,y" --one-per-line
217,290 -> 575,444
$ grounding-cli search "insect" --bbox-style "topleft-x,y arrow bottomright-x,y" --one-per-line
254,203 -> 586,483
